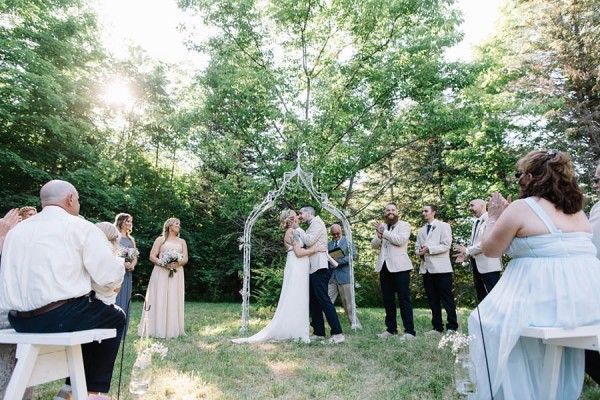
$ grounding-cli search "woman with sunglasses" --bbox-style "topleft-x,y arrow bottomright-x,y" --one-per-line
468,150 -> 600,400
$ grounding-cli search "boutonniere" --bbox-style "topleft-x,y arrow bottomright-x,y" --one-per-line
431,225 -> 436,231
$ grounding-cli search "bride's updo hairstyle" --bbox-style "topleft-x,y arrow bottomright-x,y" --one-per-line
279,209 -> 295,230
517,149 -> 583,214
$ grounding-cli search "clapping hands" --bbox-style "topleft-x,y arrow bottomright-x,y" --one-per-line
373,221 -> 384,239
0,208 -> 20,235
453,243 -> 467,264
488,192 -> 512,221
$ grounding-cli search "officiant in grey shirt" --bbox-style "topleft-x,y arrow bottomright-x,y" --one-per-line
328,224 -> 360,328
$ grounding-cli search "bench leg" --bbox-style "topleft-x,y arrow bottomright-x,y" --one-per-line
3,344 -> 39,400
66,345 -> 88,400
541,344 -> 562,400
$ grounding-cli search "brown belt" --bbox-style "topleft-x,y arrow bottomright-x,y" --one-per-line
12,292 -> 92,319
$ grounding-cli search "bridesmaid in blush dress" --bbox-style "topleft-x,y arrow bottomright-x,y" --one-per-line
139,217 -> 188,339
115,213 -> 138,333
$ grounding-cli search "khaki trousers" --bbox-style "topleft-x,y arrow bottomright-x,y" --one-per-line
328,277 -> 360,327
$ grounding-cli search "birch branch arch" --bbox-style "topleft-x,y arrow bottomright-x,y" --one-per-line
240,154 -> 359,332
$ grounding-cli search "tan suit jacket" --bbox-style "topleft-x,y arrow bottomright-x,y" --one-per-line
466,212 -> 502,273
298,215 -> 328,274
415,219 -> 453,274
371,221 -> 413,273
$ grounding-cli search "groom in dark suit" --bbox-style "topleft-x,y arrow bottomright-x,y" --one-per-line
297,206 -> 345,344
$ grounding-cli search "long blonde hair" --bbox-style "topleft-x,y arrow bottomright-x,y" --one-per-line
162,217 -> 180,238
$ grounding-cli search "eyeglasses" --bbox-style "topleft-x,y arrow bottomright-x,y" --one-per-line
514,171 -> 523,179
331,231 -> 342,237
593,177 -> 600,184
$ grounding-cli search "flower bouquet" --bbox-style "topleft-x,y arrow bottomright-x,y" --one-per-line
160,250 -> 183,277
120,247 -> 140,262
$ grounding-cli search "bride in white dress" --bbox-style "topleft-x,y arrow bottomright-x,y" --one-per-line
232,209 -> 326,343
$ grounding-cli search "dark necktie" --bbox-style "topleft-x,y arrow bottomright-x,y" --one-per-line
334,240 -> 338,248
426,224 -> 432,234
387,224 -> 394,231
471,219 -> 481,245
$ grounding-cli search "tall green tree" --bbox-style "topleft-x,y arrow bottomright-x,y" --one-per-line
477,0 -> 600,170
0,0 -> 107,205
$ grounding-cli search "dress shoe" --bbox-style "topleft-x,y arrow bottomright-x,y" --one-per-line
328,334 -> 345,344
376,331 -> 396,339
424,329 -> 442,336
309,334 -> 325,341
398,333 -> 416,340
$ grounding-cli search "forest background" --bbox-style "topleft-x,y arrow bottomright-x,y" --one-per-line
1,0 -> 599,309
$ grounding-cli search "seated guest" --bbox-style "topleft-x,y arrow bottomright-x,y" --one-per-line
0,208 -> 27,397
94,222 -> 125,306
0,209 -> 19,255
0,180 -> 125,398
469,150 -> 600,399
18,206 -> 36,220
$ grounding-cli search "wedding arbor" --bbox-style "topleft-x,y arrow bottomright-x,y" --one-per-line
239,154 -> 359,332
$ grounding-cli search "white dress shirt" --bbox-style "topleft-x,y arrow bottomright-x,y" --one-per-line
0,206 -> 124,311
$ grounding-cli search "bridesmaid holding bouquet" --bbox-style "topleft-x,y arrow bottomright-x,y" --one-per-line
139,217 -> 188,339
114,213 -> 138,332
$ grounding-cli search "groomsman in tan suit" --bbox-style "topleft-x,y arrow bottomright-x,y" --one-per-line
453,199 -> 502,301
297,206 -> 345,344
415,204 -> 458,335
371,203 -> 416,340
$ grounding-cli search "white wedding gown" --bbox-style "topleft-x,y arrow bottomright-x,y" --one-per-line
232,236 -> 310,343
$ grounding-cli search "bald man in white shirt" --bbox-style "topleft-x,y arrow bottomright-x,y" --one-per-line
0,180 -> 125,397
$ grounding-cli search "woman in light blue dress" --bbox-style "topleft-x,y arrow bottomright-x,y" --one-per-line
469,150 -> 600,400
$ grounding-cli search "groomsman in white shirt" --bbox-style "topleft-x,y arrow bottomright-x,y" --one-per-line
453,199 -> 502,301
415,204 -> 458,335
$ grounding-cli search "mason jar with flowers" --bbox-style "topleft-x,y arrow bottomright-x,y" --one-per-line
438,331 -> 478,395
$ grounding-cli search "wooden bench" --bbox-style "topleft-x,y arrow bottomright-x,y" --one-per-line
521,325 -> 600,400
0,328 -> 116,400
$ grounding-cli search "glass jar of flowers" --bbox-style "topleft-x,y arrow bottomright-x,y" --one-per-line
438,331 -> 477,395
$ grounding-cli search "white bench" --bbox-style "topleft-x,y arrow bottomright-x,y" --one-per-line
0,328 -> 116,400
521,325 -> 600,400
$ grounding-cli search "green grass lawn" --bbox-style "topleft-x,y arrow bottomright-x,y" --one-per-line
32,302 -> 600,399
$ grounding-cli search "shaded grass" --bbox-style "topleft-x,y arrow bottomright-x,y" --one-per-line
31,302 -> 600,399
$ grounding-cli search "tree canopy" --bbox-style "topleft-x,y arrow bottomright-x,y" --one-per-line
1,0 -> 599,306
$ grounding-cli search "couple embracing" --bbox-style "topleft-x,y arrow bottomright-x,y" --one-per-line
232,206 -> 345,344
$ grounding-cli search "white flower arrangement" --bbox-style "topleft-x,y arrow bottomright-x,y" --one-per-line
438,331 -> 475,355
136,342 -> 168,364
